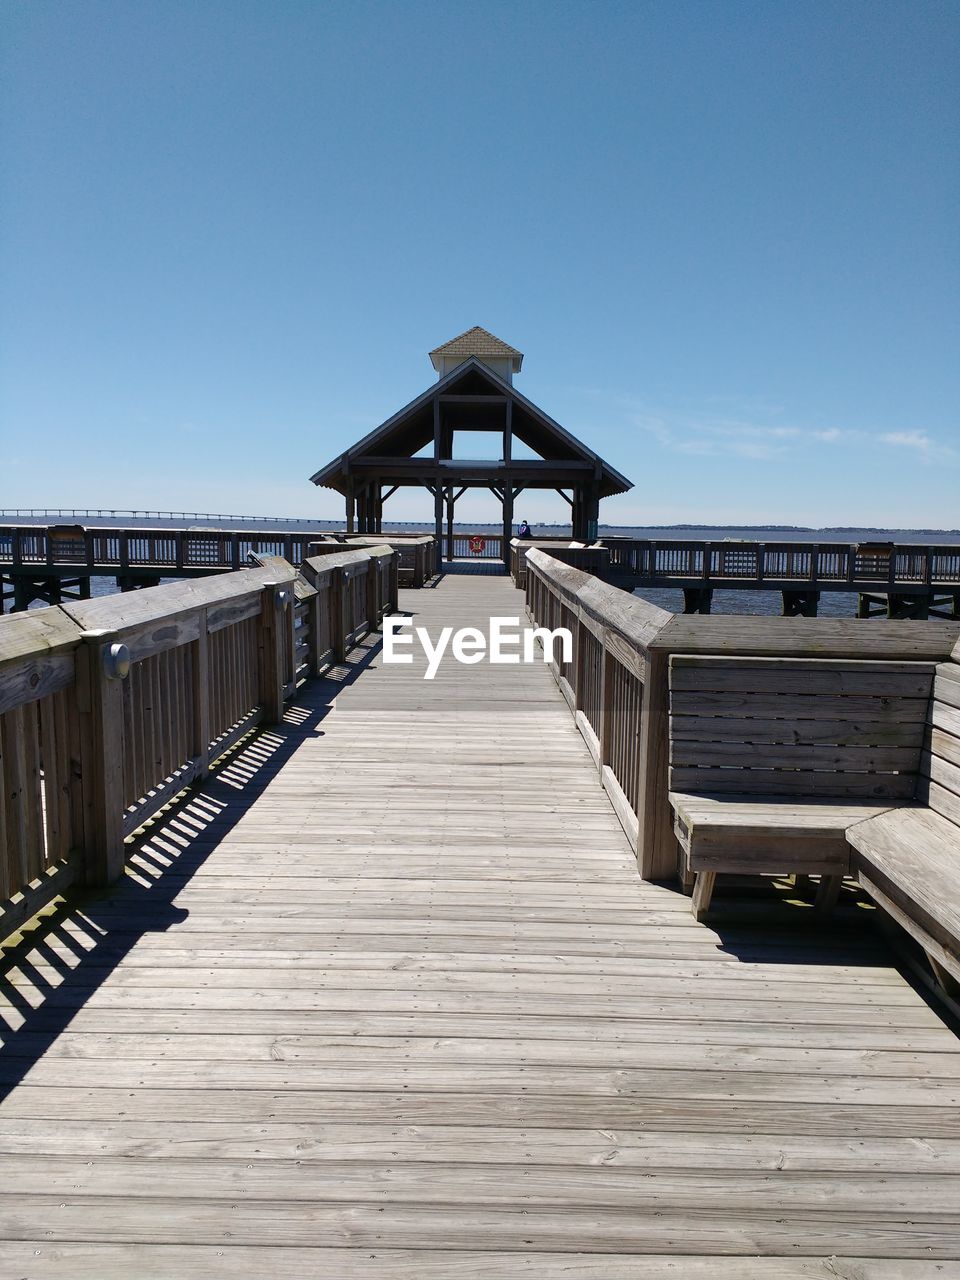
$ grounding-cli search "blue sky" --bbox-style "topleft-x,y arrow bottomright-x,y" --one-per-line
2,0 -> 957,528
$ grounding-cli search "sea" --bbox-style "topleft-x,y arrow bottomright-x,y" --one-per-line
6,515 -> 960,618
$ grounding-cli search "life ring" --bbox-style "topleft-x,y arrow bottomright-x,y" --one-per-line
468,536 -> 486,555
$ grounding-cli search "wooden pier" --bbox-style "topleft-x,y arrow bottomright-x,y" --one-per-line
2,553 -> 960,1274
0,525 -> 438,611
600,537 -> 960,618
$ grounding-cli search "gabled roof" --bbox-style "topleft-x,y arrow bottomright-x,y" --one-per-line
309,357 -> 633,498
429,326 -> 523,372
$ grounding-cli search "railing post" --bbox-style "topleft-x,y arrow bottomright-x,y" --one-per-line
193,608 -> 211,780
308,586 -> 322,677
259,583 -> 290,723
598,644 -> 613,774
389,551 -> 399,613
365,559 -> 378,630
332,567 -> 347,662
76,628 -> 129,885
413,544 -> 425,589
636,649 -> 673,881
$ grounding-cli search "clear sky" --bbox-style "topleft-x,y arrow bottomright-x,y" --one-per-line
2,0 -> 957,528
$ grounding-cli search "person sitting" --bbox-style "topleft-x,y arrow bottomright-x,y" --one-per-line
517,519 -> 532,539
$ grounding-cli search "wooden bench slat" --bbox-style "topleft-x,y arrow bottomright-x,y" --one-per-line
934,664 -> 960,711
670,691 -> 930,721
670,793 -> 894,832
921,746 -> 960,795
918,776 -> 960,826
669,767 -> 916,800
849,807 -> 960,969
671,793 -> 891,877
670,716 -> 924,747
670,655 -> 939,673
670,667 -> 935,697
931,699 -> 960,738
670,742 -> 917,772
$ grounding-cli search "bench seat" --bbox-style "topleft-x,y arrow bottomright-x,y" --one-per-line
670,791 -> 894,919
848,805 -> 960,987
666,654 -> 936,920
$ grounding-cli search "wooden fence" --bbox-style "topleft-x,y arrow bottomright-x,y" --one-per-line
602,537 -> 960,591
523,548 -> 960,881
510,539 -> 609,588
0,547 -> 396,940
0,527 -> 436,600
308,535 -> 436,588
0,525 -> 327,573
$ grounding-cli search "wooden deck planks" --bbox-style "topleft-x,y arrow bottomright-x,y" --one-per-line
2,572 -> 960,1274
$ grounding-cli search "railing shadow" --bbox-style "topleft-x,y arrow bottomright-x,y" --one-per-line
440,559 -> 509,577
0,630 -> 386,1099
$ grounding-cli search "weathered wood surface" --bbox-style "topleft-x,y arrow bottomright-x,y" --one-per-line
1,573 -> 960,1274
848,657 -> 960,985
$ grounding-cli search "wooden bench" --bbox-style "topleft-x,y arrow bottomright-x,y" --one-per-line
667,654 -> 935,920
847,656 -> 960,1000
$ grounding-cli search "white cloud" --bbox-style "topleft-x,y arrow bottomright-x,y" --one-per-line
625,400 -> 953,466
877,430 -> 956,463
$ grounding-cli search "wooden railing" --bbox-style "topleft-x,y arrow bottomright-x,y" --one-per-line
440,532 -> 504,560
0,525 -> 434,583
0,525 -> 331,573
602,538 -> 960,591
510,539 -> 609,588
523,549 -> 960,882
0,547 -> 396,941
308,535 -> 436,588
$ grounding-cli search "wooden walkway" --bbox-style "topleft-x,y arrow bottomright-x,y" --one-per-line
1,573 -> 960,1276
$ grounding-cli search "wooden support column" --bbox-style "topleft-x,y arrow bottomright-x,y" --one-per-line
444,486 -> 466,562
374,483 -> 383,533
345,487 -> 355,534
584,479 -> 600,543
445,487 -> 455,562
76,628 -> 127,886
682,587 -> 713,615
502,485 -> 515,561
781,589 -> 820,617
433,483 -> 443,556
571,488 -> 584,541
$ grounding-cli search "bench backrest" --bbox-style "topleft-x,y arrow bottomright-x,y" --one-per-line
669,655 -> 935,799
919,661 -> 960,827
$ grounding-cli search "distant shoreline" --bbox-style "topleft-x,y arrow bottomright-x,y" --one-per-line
2,513 -> 959,538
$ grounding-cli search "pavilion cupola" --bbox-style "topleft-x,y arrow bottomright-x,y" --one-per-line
428,326 -> 524,384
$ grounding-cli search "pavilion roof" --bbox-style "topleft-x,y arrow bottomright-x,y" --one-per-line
309,358 -> 632,498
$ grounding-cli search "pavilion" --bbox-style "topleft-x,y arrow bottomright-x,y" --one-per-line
309,326 -> 633,554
